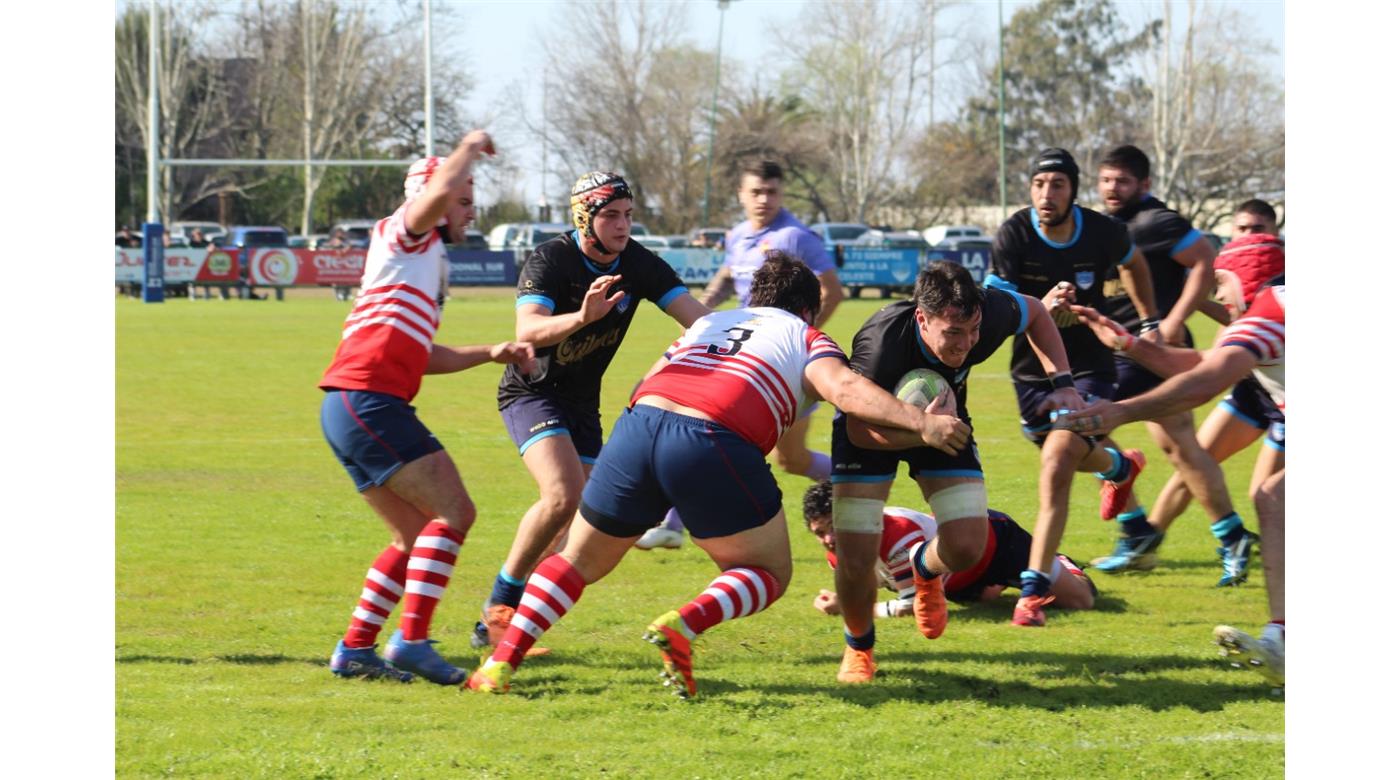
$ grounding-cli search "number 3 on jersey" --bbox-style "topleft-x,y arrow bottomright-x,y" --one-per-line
707,327 -> 754,356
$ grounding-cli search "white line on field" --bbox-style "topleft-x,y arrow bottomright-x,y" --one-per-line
980,732 -> 1283,751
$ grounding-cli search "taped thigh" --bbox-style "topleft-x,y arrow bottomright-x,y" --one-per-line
832,497 -> 884,534
927,483 -> 988,525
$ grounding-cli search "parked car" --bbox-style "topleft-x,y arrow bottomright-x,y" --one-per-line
169,221 -> 227,245
634,236 -> 670,251
808,223 -> 871,252
686,227 -> 728,248
631,222 -> 650,236
921,224 -> 986,247
664,234 -> 689,249
330,219 -> 378,248
220,226 -> 290,248
853,229 -> 929,249
455,229 -> 488,250
288,235 -> 310,248
487,222 -> 522,251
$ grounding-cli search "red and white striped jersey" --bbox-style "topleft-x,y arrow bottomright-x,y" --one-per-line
633,307 -> 847,452
1217,284 -> 1285,414
319,204 -> 444,401
821,508 -> 934,599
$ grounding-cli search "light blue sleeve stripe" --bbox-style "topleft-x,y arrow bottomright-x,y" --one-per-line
984,273 -> 1017,292
1265,438 -> 1284,452
1008,290 -> 1029,334
1117,242 -> 1137,267
516,294 -> 555,312
657,285 -> 687,310
1170,229 -> 1203,257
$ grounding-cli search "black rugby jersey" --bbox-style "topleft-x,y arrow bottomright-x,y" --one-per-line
989,206 -> 1133,383
498,232 -> 687,409
1101,195 -> 1204,333
847,288 -> 1027,421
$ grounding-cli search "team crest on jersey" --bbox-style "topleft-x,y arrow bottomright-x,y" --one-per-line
1074,271 -> 1095,289
616,293 -> 633,313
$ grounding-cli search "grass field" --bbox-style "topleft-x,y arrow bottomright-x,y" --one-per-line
116,287 -> 1282,778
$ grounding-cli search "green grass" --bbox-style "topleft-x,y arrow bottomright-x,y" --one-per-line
116,289 -> 1282,778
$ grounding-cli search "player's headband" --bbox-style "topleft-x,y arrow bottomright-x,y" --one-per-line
570,171 -> 632,251
1031,148 -> 1080,199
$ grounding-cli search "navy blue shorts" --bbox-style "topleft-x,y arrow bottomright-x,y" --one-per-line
321,389 -> 445,491
500,393 -> 604,463
1219,377 -> 1285,451
946,513 -> 1031,603
1112,329 -> 1194,402
1015,373 -> 1116,447
830,412 -> 983,483
579,405 -> 782,539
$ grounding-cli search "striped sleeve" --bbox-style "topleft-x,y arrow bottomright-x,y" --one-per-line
382,206 -> 436,255
1219,317 -> 1283,362
805,327 -> 848,364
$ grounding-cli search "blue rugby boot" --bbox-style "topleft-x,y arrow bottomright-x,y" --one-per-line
329,641 -> 414,682
384,629 -> 466,686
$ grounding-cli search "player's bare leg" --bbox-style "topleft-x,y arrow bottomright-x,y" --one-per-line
1148,407 -> 1263,532
913,475 -> 988,572
1018,430 -> 1108,626
1215,469 -> 1285,687
832,481 -> 891,682
1249,446 -> 1285,504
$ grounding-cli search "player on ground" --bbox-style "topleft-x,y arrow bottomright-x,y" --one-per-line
829,259 -> 1081,683
1091,145 -> 1254,587
635,160 -> 845,550
987,147 -> 1159,628
1126,202 -> 1283,573
320,131 -> 538,685
1057,267 -> 1286,687
472,172 -> 710,651
802,481 -> 1096,627
466,253 -> 968,698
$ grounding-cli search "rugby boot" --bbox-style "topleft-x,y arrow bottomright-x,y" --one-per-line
1011,594 -> 1056,627
635,525 -> 685,550
643,610 -> 697,699
465,658 -> 513,694
470,604 -> 551,657
836,646 -> 877,683
329,641 -> 414,682
384,630 -> 466,686
1091,529 -> 1165,573
1214,624 -> 1284,688
911,567 -> 949,639
1216,530 -> 1259,587
1098,449 -> 1146,520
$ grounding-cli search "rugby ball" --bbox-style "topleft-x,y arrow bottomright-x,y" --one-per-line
895,368 -> 951,409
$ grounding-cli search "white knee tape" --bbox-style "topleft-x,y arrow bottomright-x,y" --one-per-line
927,483 -> 988,525
832,497 -> 885,533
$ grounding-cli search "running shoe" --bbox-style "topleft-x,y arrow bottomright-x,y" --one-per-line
329,641 -> 414,682
911,566 -> 948,639
1091,529 -> 1165,573
836,646 -> 876,683
635,526 -> 685,550
1099,449 -> 1146,520
1216,530 -> 1259,587
643,610 -> 697,699
469,605 -> 551,657
1214,624 -> 1284,687
1011,594 -> 1056,627
465,658 -> 513,694
384,630 -> 466,686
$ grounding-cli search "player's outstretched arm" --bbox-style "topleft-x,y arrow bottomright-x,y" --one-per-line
804,357 -> 969,456
1070,304 -> 1205,378
1057,345 -> 1257,433
515,274 -> 625,347
426,340 -> 536,375
815,269 -> 845,328
663,293 -> 711,330
404,130 -> 494,235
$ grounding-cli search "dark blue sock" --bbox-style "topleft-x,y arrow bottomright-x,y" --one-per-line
1020,569 -> 1051,599
1211,513 -> 1246,546
488,568 -> 527,609
911,540 -> 937,580
1116,508 -> 1154,537
844,626 -> 876,651
1094,448 -> 1131,483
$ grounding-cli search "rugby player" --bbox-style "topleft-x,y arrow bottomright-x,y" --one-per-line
829,260 -> 1081,682
1057,261 -> 1286,687
1092,146 -> 1257,587
466,253 -> 967,698
801,481 -> 1096,627
1139,203 -> 1283,572
471,172 -> 710,651
636,160 -> 845,551
320,131 -> 539,685
987,147 -> 1159,628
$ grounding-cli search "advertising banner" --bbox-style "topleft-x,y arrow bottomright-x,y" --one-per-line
116,247 -> 240,284
446,249 -> 518,285
657,248 -> 724,286
927,246 -> 992,284
837,248 -> 923,288
245,248 -> 367,286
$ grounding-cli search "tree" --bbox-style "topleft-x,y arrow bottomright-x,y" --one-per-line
712,88 -> 830,224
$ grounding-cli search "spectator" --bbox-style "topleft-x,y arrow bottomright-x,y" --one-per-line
325,230 -> 354,302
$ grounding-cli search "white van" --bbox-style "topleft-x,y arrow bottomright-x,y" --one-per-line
921,224 -> 986,247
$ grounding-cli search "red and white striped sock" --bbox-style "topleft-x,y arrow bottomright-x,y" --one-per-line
677,567 -> 782,636
398,520 -> 465,642
342,545 -> 409,648
491,554 -> 585,669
